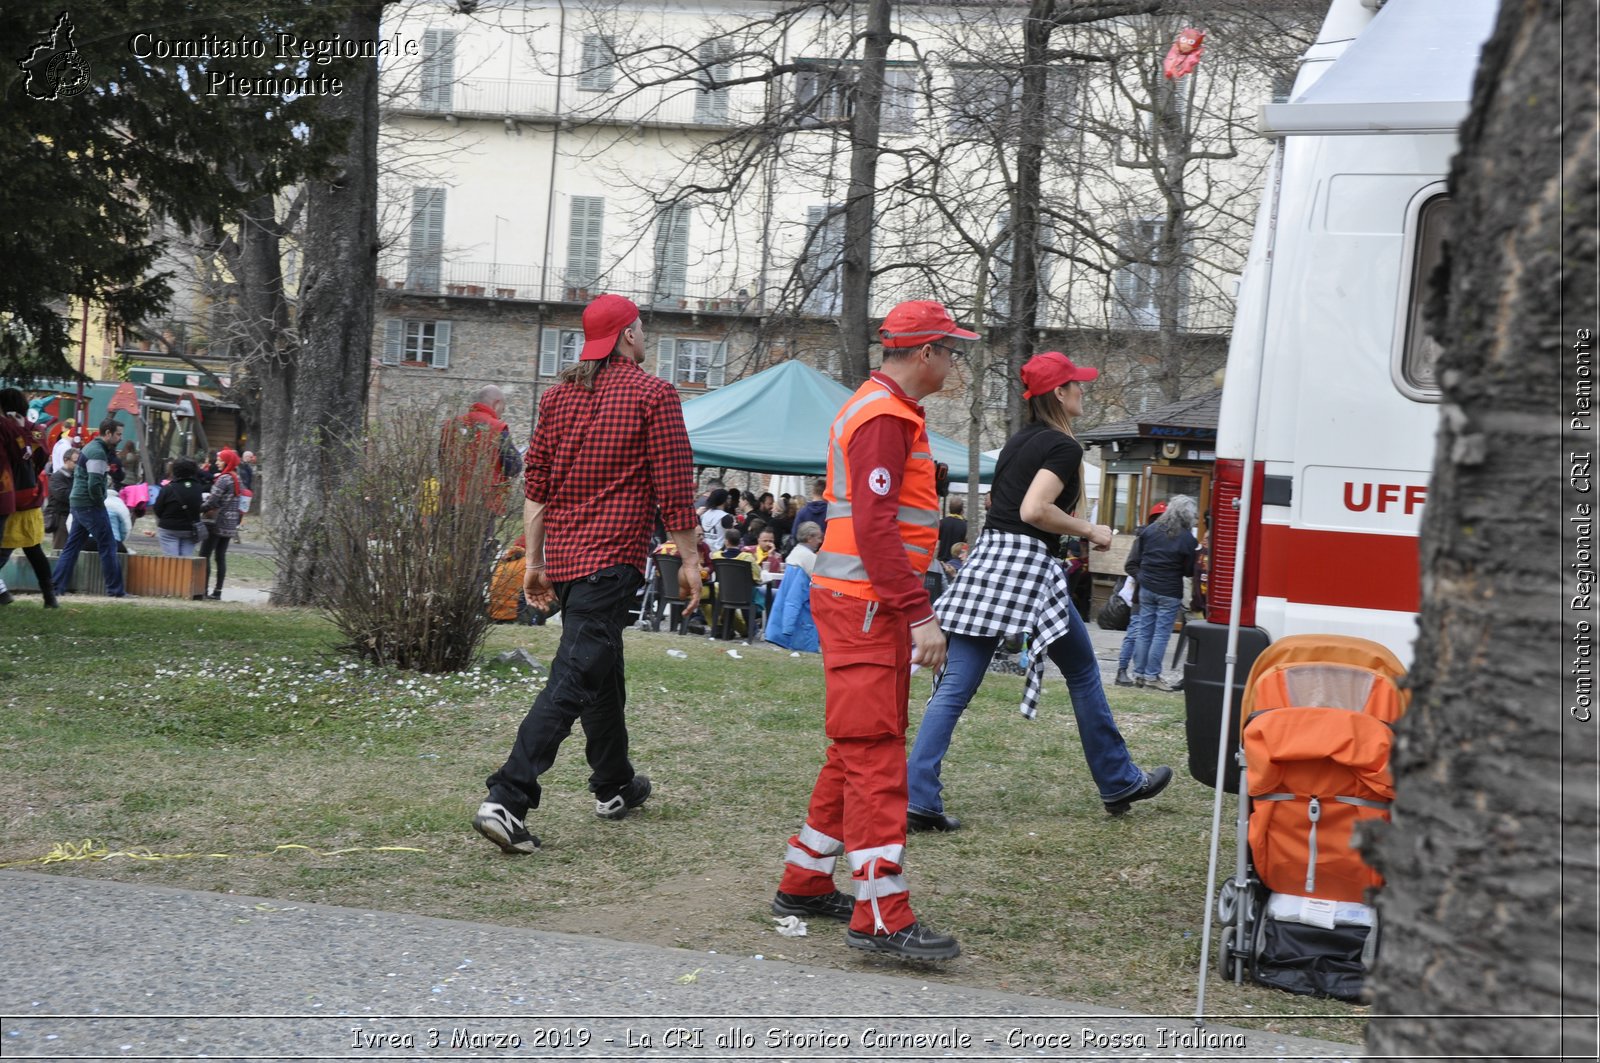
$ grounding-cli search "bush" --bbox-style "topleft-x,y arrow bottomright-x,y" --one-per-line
318,406 -> 519,672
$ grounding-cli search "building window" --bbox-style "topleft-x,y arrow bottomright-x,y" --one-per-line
950,64 -> 1084,140
565,195 -> 605,294
1401,195 -> 1450,395
794,60 -> 852,123
792,60 -> 915,130
406,187 -> 446,293
693,41 -> 732,123
652,202 -> 691,304
800,204 -> 845,316
578,34 -> 616,92
539,327 -> 584,376
382,319 -> 452,368
1113,218 -> 1163,330
989,210 -> 1053,323
656,337 -> 727,388
419,28 -> 457,111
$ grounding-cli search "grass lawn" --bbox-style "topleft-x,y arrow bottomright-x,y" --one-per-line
0,598 -> 1364,1043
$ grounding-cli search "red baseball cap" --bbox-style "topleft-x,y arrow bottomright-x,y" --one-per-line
1020,351 -> 1098,398
878,300 -> 979,349
1149,501 -> 1168,517
580,294 -> 640,360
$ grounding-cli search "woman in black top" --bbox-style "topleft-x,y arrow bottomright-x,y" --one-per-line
153,458 -> 206,557
906,352 -> 1171,830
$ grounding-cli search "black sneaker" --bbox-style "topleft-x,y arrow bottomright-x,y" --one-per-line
1103,766 -> 1174,816
846,921 -> 961,961
772,890 -> 854,922
906,809 -> 962,833
595,774 -> 652,820
1114,669 -> 1135,687
473,801 -> 541,854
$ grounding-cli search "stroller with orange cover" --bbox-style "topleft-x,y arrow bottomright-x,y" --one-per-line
1211,635 -> 1409,1001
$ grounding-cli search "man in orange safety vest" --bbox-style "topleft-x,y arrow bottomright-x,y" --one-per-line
771,300 -> 976,961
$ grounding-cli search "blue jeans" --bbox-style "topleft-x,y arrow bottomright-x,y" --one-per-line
1117,594 -> 1153,671
51,505 -> 124,597
907,613 -> 1146,810
1131,591 -> 1184,679
158,528 -> 197,556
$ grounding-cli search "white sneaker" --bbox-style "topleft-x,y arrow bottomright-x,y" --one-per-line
472,801 -> 540,854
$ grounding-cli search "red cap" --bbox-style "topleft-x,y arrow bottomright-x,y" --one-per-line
878,300 -> 979,349
1020,351 -> 1099,398
1149,502 -> 1168,517
580,294 -> 640,360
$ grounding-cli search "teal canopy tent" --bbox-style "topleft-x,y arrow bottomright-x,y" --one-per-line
679,359 -> 996,483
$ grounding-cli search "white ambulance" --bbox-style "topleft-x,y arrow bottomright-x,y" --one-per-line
1184,0 -> 1499,789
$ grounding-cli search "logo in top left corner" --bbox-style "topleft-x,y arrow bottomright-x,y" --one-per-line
18,11 -> 92,101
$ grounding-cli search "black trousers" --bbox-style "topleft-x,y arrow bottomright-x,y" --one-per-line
486,564 -> 642,815
198,529 -> 230,591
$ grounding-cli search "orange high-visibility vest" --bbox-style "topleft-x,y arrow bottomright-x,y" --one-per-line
812,378 -> 940,601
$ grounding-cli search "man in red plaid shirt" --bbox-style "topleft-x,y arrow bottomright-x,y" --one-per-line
474,294 -> 702,854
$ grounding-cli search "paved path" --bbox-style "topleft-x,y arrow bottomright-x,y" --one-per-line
0,872 -> 1360,1062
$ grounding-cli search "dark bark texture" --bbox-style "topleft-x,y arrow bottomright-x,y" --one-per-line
840,0 -> 892,388
1364,3 -> 1597,1059
262,3 -> 385,606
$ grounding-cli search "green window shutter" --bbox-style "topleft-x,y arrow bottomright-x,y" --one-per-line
652,204 -> 690,303
539,327 -> 560,377
382,319 -> 403,365
420,29 -> 457,111
708,339 -> 728,388
432,321 -> 452,368
579,35 -> 615,91
566,196 -> 604,289
407,187 -> 445,292
694,42 -> 730,123
656,337 -> 676,381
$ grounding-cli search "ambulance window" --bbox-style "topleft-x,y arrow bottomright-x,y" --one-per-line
1402,195 -> 1451,394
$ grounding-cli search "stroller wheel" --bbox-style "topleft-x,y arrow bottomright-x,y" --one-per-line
1217,925 -> 1241,980
1217,877 -> 1238,923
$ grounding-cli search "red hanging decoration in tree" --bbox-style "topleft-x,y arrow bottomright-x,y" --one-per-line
1163,27 -> 1206,80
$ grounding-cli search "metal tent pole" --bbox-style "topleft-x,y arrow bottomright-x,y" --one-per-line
1194,136 -> 1284,1025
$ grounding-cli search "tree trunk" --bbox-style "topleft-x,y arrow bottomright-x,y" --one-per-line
839,0 -> 893,387
262,3 -> 384,606
1363,4 -> 1597,1059
1003,0 -> 1054,433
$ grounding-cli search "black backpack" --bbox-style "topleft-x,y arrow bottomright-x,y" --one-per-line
1096,577 -> 1132,630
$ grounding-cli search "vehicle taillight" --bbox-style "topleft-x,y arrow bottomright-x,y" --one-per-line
1205,458 -> 1264,628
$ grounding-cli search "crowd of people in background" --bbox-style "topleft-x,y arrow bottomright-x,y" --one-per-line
0,392 -> 258,605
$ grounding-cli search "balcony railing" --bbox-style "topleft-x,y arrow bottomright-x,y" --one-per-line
378,260 -> 775,314
376,258 -> 1233,333
387,76 -> 766,129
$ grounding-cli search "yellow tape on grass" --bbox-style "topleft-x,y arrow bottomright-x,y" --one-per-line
0,839 -> 426,868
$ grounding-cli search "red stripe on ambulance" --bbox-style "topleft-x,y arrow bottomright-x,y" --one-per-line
1257,525 -> 1421,613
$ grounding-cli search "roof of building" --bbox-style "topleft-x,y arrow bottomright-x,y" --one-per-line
1078,389 -> 1222,445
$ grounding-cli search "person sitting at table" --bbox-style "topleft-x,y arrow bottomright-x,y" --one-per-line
654,527 -> 714,631
784,521 -> 823,575
713,527 -> 765,636
754,527 -> 781,569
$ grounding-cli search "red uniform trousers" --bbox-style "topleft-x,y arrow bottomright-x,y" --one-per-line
778,587 -> 916,935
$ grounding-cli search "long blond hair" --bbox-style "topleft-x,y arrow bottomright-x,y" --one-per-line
559,354 -> 613,390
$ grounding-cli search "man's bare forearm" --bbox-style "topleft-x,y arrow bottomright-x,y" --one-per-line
524,498 -> 547,570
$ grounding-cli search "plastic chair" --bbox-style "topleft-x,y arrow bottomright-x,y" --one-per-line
711,557 -> 760,641
652,553 -> 692,635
